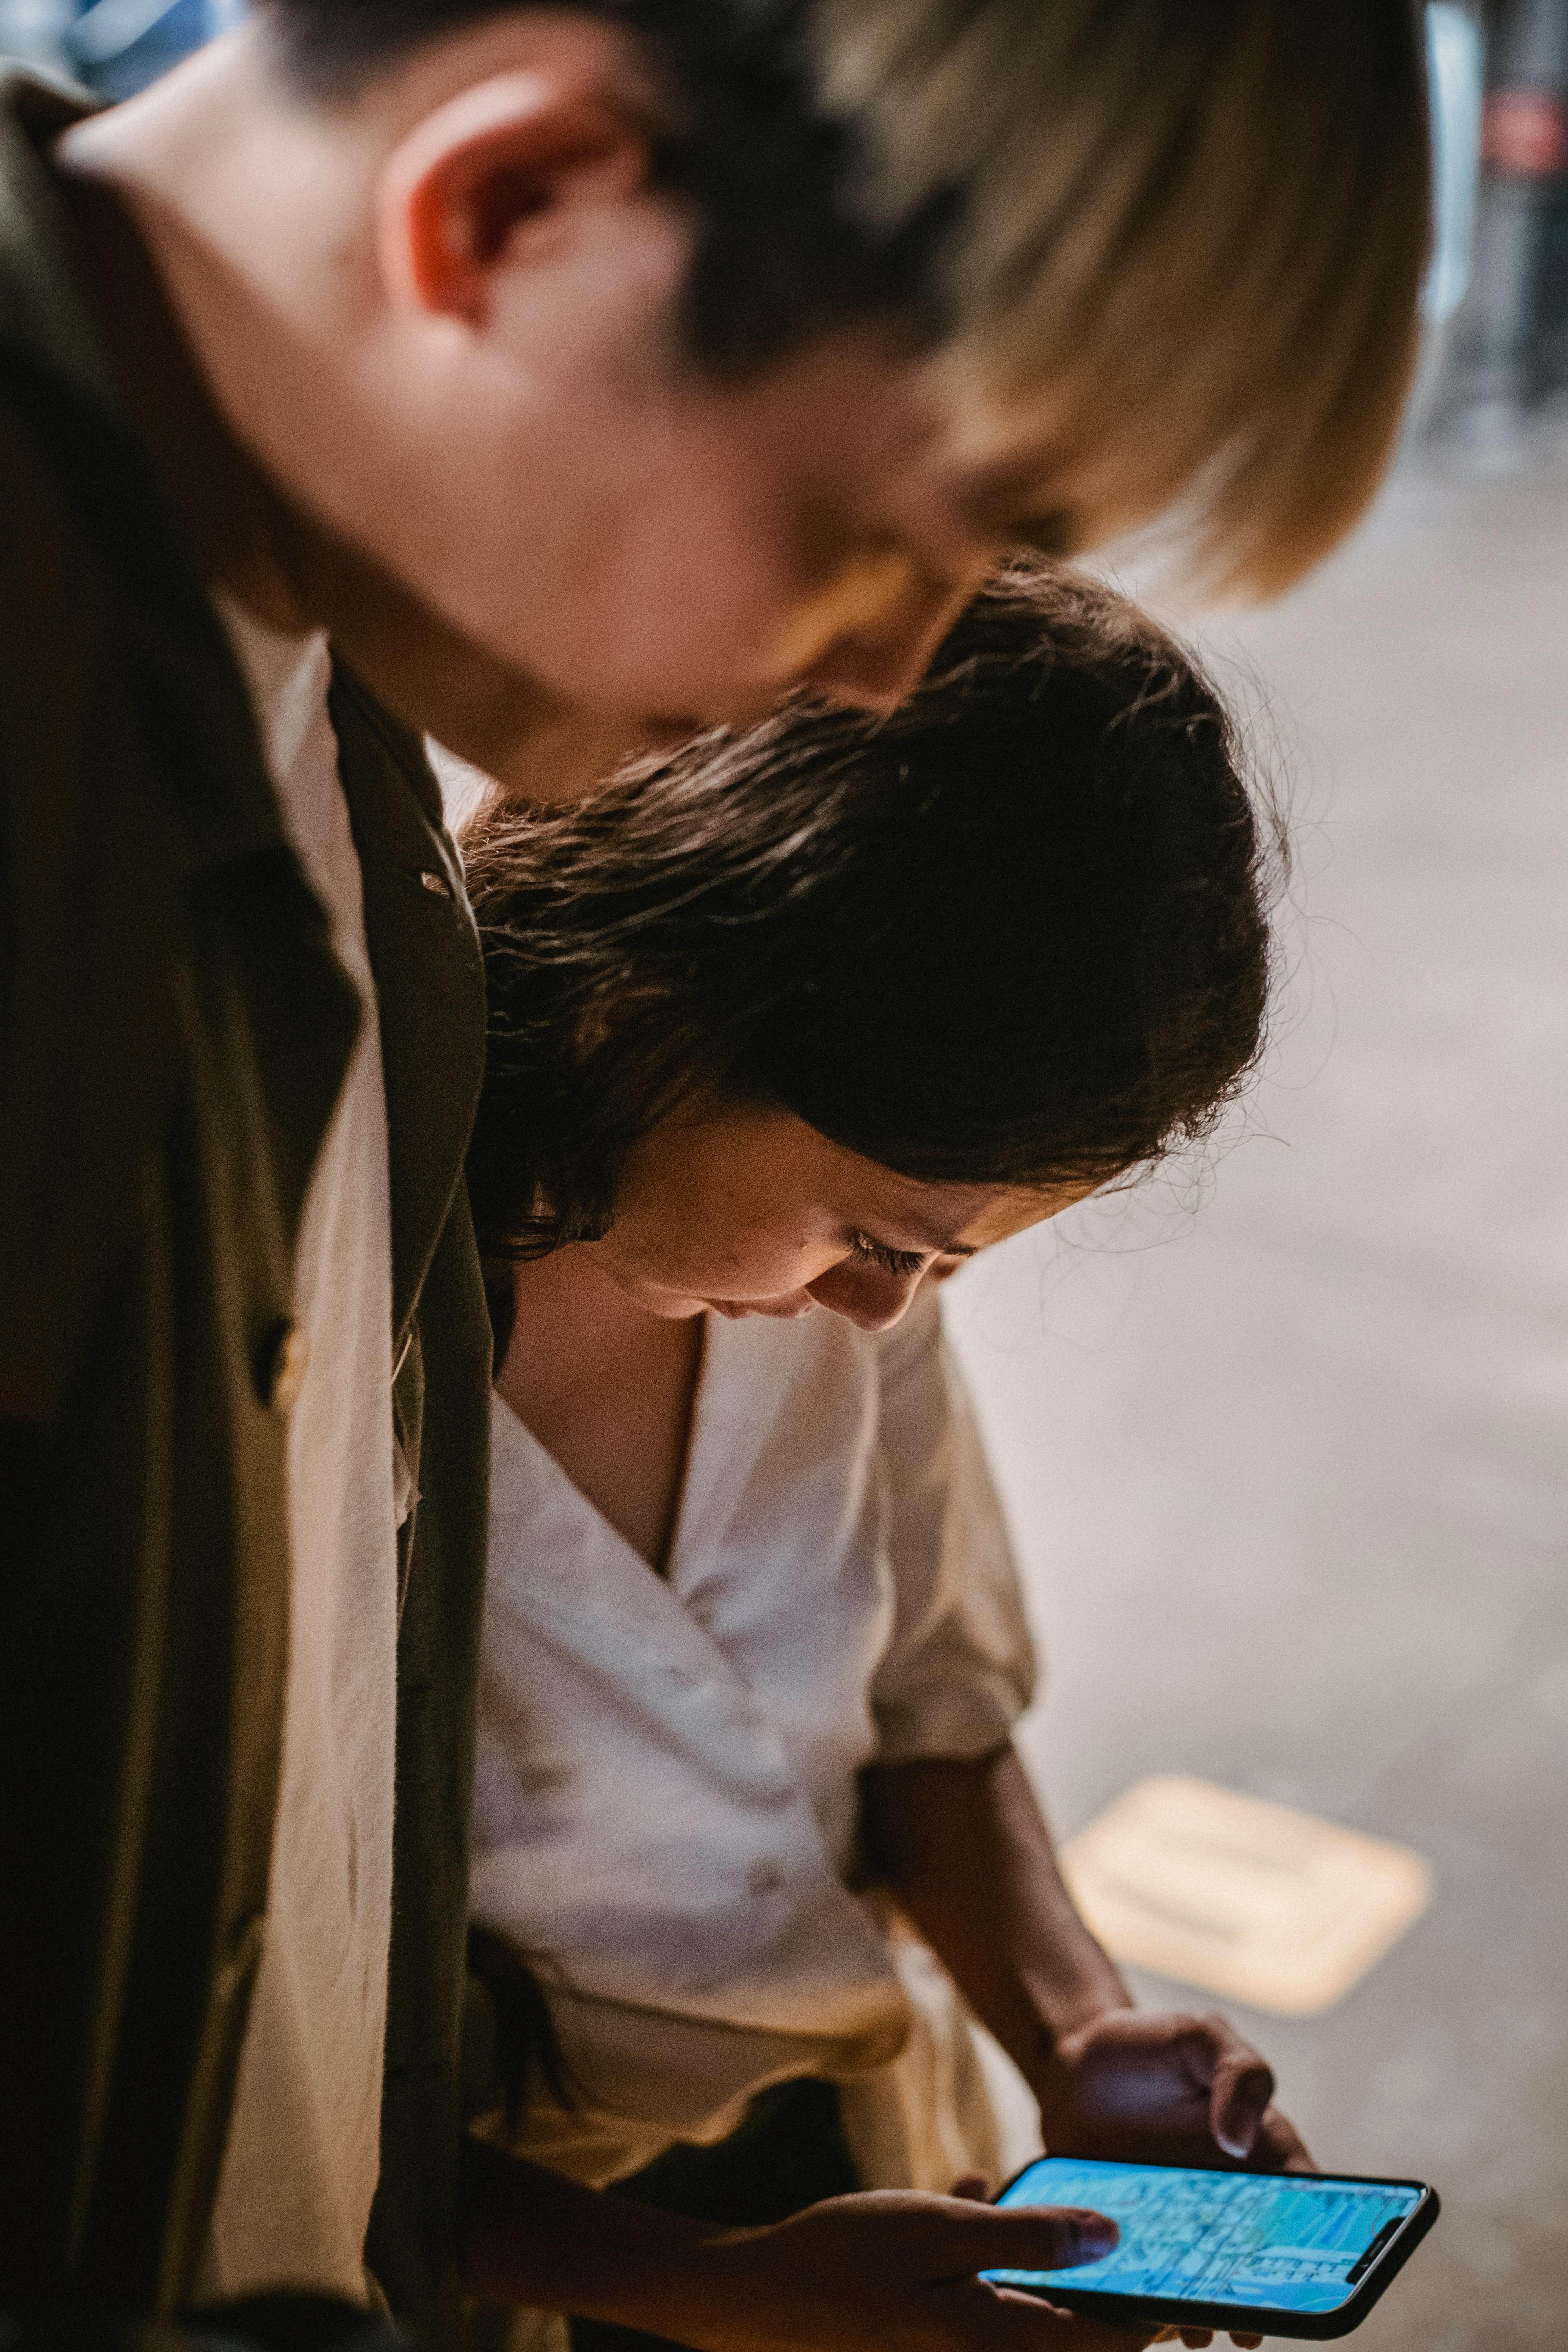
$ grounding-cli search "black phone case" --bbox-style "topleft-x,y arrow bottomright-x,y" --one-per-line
992,2165 -> 1439,2340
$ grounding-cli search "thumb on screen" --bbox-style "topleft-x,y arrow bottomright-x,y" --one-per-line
962,2203 -> 1120,2274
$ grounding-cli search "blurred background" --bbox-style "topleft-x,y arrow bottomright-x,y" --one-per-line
0,0 -> 240,100
942,14 -> 1568,2346
4,1 -> 1562,2344
948,446 -> 1568,2349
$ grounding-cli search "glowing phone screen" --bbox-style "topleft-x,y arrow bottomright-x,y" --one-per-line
990,2159 -> 1424,2316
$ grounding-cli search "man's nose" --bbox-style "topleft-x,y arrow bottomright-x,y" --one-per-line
804,573 -> 979,715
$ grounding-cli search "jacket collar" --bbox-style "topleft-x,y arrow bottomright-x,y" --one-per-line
0,71 -> 486,1342
0,69 -> 120,412
0,68 -> 289,873
329,669 -> 487,1352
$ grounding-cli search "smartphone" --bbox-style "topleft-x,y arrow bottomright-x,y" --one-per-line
987,2155 -> 1439,2339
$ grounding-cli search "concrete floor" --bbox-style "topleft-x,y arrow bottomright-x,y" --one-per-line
944,461 -> 1568,2350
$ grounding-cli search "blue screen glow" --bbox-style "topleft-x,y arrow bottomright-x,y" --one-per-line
989,2159 -> 1423,2316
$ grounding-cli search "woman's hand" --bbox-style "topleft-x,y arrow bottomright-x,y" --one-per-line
943,2174 -> 1265,2352
466,2142 -> 1143,2352
684,2189 -> 1150,2352
860,1749 -> 1312,2176
857,1751 -> 1307,2352
1022,2006 -> 1307,2352
1032,2005 -> 1313,2174
1022,2002 -> 1310,2352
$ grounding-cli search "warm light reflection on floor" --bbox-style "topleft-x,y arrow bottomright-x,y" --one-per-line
1063,1775 -> 1434,2017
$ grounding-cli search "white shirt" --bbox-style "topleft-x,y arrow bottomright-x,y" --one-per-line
470,1283 -> 1035,2192
197,600 -> 399,2303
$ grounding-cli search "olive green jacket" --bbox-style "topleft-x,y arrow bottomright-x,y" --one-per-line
0,73 -> 491,2330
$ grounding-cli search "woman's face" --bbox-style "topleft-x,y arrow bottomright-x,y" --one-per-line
566,1098 -> 1097,1332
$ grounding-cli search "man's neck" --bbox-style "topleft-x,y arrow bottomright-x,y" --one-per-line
50,154 -> 311,631
47,63 -> 613,794
50,154 -> 632,793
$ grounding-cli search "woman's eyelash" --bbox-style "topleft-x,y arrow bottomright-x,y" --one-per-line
849,1233 -> 927,1279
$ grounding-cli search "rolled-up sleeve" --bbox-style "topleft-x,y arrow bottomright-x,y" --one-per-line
868,1284 -> 1038,1761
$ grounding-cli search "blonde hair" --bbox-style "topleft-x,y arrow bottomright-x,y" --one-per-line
817,0 -> 1430,593
275,0 -> 1429,595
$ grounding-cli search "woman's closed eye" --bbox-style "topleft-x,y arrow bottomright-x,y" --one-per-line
847,1232 -> 928,1279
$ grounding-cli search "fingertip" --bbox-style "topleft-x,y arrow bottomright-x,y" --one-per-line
1210,2097 -> 1256,2160
1006,2201 -> 1120,2270
1213,2073 -> 1270,2160
1071,2209 -> 1120,2263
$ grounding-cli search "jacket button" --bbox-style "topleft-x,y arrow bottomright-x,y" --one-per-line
255,1318 -> 308,1413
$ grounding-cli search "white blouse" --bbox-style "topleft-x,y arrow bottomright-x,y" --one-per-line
470,1281 -> 1036,2191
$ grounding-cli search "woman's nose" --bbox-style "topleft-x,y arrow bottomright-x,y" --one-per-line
804,1261 -> 924,1332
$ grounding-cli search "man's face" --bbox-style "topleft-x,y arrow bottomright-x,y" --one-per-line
68,20 -> 1022,762
412,308 -> 1001,733
346,196 -> 1007,742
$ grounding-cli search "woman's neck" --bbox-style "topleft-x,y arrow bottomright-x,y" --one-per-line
495,1249 -> 703,1575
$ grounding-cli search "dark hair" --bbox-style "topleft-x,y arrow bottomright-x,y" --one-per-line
266,0 -> 949,371
463,566 -> 1284,1320
261,0 -> 1428,591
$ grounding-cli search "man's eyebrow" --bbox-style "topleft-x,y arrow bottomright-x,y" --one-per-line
1010,511 -> 1076,560
954,468 -> 1074,558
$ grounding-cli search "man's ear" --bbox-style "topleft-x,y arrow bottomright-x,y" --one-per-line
377,70 -> 653,325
